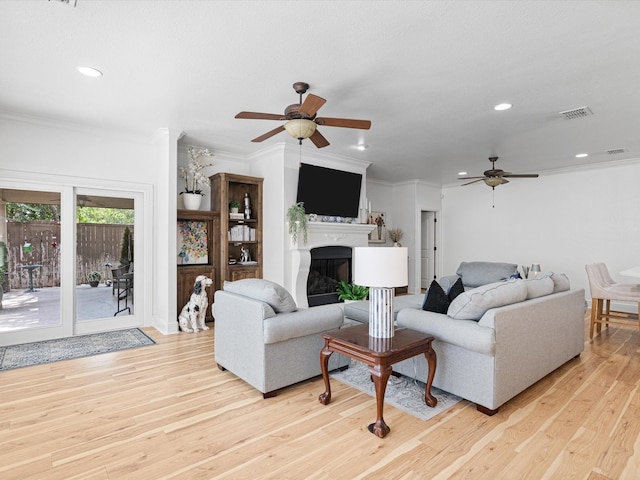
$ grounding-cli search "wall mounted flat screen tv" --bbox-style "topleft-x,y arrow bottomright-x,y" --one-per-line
296,163 -> 362,218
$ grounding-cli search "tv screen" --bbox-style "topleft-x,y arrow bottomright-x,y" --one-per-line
296,163 -> 362,218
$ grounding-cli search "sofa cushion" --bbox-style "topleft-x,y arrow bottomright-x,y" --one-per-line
223,279 -> 297,313
456,261 -> 518,288
549,272 -> 571,292
447,279 -> 528,321
344,294 -> 423,323
522,276 -> 554,299
263,304 -> 343,344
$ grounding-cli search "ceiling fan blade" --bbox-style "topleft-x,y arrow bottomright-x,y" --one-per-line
460,179 -> 485,186
315,117 -> 372,130
251,125 -> 285,142
458,176 -> 485,180
502,173 -> 539,178
235,111 -> 284,120
309,129 -> 330,148
299,94 -> 326,118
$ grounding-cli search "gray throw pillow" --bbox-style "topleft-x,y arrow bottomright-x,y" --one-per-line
447,279 -> 527,321
456,261 -> 518,288
522,276 -> 554,299
549,272 -> 571,292
223,279 -> 297,313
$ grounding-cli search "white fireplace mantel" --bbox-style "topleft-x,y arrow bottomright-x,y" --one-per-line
290,222 -> 375,308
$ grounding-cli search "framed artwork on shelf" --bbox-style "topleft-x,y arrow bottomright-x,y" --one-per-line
368,211 -> 386,243
177,220 -> 209,265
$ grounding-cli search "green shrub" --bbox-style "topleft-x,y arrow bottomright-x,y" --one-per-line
336,281 -> 369,301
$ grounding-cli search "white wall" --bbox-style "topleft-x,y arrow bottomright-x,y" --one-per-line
366,178 -> 442,293
0,114 -> 160,338
440,160 -> 640,299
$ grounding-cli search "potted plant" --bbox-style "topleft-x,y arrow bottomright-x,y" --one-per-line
388,228 -> 404,246
336,281 -> 369,302
87,271 -> 102,287
179,146 -> 214,210
229,199 -> 241,214
287,202 -> 308,244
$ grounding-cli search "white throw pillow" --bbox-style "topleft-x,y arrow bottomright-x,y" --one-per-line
447,279 -> 527,321
223,279 -> 297,313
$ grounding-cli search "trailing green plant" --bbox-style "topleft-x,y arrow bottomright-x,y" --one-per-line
336,281 -> 369,301
87,271 -> 102,282
287,202 -> 308,244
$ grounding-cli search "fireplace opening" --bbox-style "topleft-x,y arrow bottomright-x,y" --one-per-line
307,246 -> 352,307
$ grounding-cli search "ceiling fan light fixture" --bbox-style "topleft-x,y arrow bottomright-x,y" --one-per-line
575,153 -> 589,158
483,177 -> 504,187
284,119 -> 317,140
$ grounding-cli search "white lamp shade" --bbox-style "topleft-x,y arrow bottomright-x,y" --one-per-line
353,247 -> 408,288
284,119 -> 317,139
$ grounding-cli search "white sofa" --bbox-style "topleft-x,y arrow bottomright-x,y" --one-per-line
213,279 -> 350,398
344,269 -> 586,414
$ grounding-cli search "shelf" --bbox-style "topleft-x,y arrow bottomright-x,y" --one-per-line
210,172 -> 263,292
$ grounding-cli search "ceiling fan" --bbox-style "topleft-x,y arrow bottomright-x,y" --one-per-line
459,157 -> 539,189
235,82 -> 371,148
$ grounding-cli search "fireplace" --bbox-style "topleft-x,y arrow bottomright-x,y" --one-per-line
307,246 -> 352,306
289,222 -> 375,308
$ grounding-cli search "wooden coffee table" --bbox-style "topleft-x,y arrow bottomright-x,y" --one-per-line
319,323 -> 437,438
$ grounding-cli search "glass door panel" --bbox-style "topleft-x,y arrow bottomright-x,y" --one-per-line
0,188 -> 62,338
74,192 -> 136,325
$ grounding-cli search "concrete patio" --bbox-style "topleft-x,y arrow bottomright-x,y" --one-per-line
0,284 -> 133,332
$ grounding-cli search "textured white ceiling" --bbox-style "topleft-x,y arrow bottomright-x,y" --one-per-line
1,0 -> 639,185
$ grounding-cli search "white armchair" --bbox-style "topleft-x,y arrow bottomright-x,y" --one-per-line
212,279 -> 349,398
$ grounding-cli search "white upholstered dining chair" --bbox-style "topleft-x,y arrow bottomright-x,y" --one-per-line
585,263 -> 640,340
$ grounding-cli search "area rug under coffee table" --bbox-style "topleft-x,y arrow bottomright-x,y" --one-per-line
331,359 -> 461,421
0,328 -> 156,371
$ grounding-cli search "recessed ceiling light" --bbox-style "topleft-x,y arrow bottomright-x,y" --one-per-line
77,66 -> 103,77
575,153 -> 589,158
355,144 -> 368,151
494,103 -> 512,111
458,171 -> 467,176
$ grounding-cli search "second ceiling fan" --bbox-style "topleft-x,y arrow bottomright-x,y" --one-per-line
459,157 -> 539,189
235,82 -> 371,148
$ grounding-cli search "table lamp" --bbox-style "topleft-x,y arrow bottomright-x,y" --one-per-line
353,247 -> 408,338
530,263 -> 541,278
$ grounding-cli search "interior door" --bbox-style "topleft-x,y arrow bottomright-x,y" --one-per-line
421,211 -> 436,289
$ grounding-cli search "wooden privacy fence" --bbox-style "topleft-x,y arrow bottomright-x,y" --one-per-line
4,221 -> 133,291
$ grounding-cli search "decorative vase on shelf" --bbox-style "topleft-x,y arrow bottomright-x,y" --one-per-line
182,193 -> 202,210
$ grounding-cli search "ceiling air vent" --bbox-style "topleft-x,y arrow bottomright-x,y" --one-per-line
559,106 -> 593,120
606,148 -> 627,155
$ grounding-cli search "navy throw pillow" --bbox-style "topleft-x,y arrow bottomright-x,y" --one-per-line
422,280 -> 451,314
448,277 -> 465,302
422,277 -> 465,314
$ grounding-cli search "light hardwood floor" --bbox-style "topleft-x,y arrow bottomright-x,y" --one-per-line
1,312 -> 639,479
